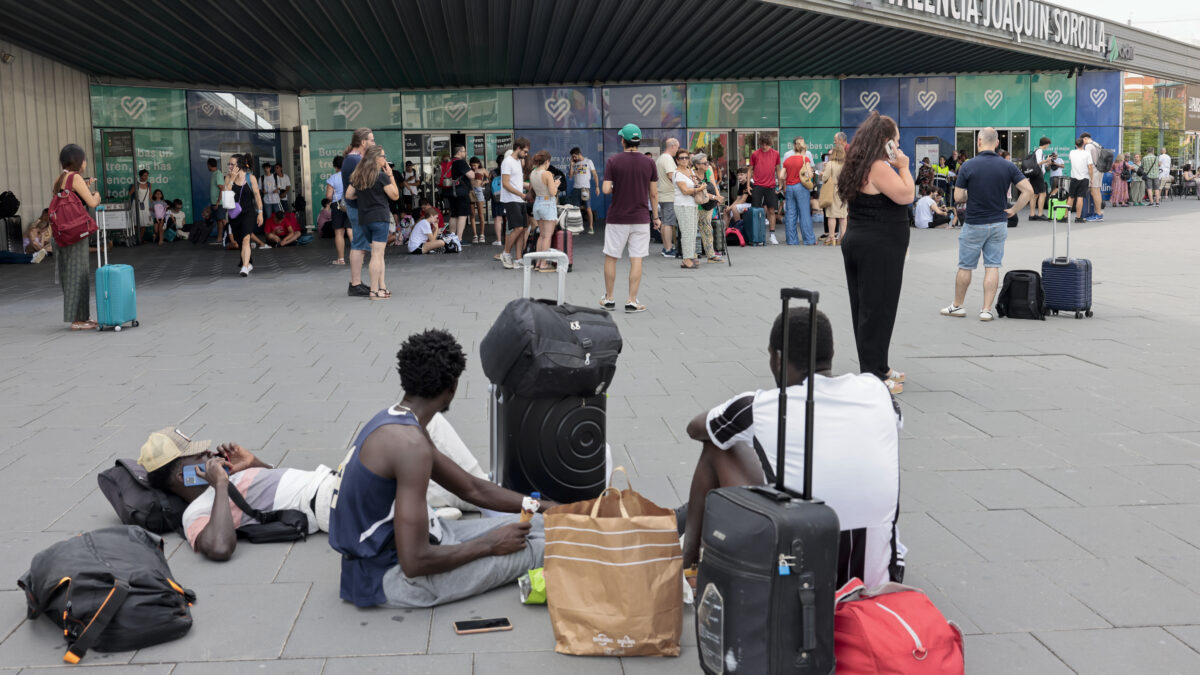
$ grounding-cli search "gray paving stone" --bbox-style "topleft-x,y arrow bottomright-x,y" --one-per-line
962,633 -> 1073,675
895,512 -> 983,567
166,538 -> 294,586
130,583 -> 309,663
474,651 -> 624,674
1032,557 -> 1200,627
898,470 -> 985,513
1166,625 -> 1200,654
281,583 -> 432,658
1029,432 -> 1152,466
1142,554 -> 1200,595
427,586 -> 555,654
1030,506 -> 1200,559
321,654 -> 473,674
1033,627 -> 1200,675
1119,464 -> 1200,503
1025,466 -> 1171,506
170,660 -> 325,675
949,436 -> 1071,469
940,469 -> 1077,509
16,666 -> 170,674
932,510 -> 1093,562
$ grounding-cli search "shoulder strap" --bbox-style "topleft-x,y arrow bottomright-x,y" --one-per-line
225,483 -> 272,523
59,172 -> 75,194
62,578 -> 130,664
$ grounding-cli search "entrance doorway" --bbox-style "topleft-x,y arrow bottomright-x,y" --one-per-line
956,128 -> 1030,162
687,130 -> 730,193
403,131 -> 513,206
686,129 -> 778,197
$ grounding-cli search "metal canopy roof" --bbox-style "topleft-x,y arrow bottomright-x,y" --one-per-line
0,0 -> 1107,92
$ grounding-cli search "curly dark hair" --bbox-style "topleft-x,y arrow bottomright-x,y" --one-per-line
396,329 -> 467,399
768,308 -> 834,376
837,112 -> 899,206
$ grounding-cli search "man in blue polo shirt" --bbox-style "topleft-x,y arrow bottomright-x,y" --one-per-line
940,128 -> 1033,322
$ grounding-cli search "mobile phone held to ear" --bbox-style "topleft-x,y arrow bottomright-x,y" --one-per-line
453,617 -> 513,635
885,140 -> 898,163
182,464 -> 208,487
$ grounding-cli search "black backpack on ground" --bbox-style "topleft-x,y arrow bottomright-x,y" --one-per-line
0,191 -> 19,218
97,459 -> 188,534
480,298 -> 623,399
996,269 -> 1047,320
226,484 -> 309,543
18,526 -> 195,663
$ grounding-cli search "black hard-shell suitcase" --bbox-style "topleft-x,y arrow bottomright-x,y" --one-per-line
487,250 -> 612,504
1042,209 -> 1093,319
696,288 -> 840,675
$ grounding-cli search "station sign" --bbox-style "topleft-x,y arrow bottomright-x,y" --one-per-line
883,0 -> 1109,56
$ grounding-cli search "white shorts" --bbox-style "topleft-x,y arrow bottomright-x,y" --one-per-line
603,223 -> 651,259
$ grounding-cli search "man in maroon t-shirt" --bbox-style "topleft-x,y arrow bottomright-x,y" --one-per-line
749,137 -> 781,244
601,124 -> 659,314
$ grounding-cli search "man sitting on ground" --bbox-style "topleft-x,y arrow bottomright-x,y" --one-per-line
914,185 -> 953,229
679,307 -> 905,588
265,210 -> 301,247
328,329 -> 553,608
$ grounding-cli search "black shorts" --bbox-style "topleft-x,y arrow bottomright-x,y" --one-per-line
503,202 -> 527,229
1069,177 -> 1090,201
931,213 -> 951,227
751,185 -> 778,209
449,195 -> 471,218
330,205 -> 349,230
1029,174 -> 1047,194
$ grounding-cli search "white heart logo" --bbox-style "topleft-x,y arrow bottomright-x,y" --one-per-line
798,92 -> 821,114
1089,88 -> 1107,108
200,102 -> 217,117
341,101 -> 363,122
721,92 -> 745,114
1044,89 -> 1063,109
916,90 -> 938,111
859,91 -> 881,112
544,97 -> 570,122
631,94 -> 657,116
984,89 -> 1004,109
120,96 -> 148,120
446,101 -> 468,121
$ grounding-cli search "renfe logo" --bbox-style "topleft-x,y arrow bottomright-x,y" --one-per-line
631,94 -> 657,116
721,92 -> 745,114
445,101 -> 468,121
1089,88 -> 1108,107
983,89 -> 1004,109
1044,89 -> 1063,109
544,97 -> 570,122
859,91 -> 881,112
798,92 -> 821,113
916,90 -> 938,111
120,96 -> 148,120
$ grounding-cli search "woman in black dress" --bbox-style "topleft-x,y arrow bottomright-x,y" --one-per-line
837,112 -> 914,394
224,153 -> 263,277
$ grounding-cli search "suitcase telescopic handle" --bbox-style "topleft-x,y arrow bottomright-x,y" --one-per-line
521,250 -> 568,305
95,204 -> 108,268
1053,203 -> 1072,262
779,288 -> 819,501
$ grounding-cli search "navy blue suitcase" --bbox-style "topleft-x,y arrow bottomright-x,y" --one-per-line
1042,210 -> 1093,319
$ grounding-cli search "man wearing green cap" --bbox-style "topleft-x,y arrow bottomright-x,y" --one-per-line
601,123 -> 659,313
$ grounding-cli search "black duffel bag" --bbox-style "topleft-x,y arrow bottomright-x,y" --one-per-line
481,298 -> 622,398
18,526 -> 195,664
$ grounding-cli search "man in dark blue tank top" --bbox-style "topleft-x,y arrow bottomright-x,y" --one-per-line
328,329 -> 552,608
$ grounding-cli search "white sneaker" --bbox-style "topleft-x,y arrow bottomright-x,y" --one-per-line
433,507 -> 463,521
258,244 -> 271,249
491,240 -> 502,246
940,304 -> 966,317
979,309 -> 995,321
239,266 -> 249,277
31,249 -> 47,264
769,233 -> 779,245
501,252 -> 514,269
250,243 -> 258,249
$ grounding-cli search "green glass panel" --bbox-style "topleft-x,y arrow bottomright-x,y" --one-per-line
401,90 -> 513,130
955,75 -> 1030,127
687,82 -> 779,128
131,129 -> 192,218
299,93 -> 403,130
307,132 -> 347,230
91,86 -> 187,129
779,81 -> 841,128
1029,73 -> 1076,128
779,128 -> 841,159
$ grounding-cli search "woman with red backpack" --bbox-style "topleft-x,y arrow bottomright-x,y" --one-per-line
49,145 -> 102,330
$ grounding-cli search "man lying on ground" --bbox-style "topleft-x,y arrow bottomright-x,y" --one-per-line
328,328 -> 555,609
679,306 -> 906,588
138,405 -> 491,561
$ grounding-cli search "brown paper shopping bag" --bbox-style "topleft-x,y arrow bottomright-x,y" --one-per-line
544,469 -> 683,657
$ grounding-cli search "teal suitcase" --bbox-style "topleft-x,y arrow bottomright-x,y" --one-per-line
95,208 -> 139,332
746,206 -> 767,245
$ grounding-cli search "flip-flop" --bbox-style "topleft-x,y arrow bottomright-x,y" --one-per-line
331,259 -> 345,265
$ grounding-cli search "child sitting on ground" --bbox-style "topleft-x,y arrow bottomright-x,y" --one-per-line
408,204 -> 447,255
317,198 -> 332,236
167,200 -> 187,239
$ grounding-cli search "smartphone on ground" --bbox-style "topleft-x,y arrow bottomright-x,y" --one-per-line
453,617 -> 513,635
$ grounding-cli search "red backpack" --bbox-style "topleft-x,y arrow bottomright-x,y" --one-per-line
439,161 -> 456,189
834,578 -> 965,675
48,172 -> 97,247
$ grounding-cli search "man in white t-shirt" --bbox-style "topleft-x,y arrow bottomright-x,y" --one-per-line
679,308 -> 905,588
914,185 -> 952,229
1158,148 -> 1173,194
261,162 -> 281,219
782,136 -> 815,166
408,206 -> 446,255
1080,133 -> 1103,221
656,138 -> 679,256
273,164 -> 292,212
498,138 -> 530,269
568,147 -> 599,234
1068,137 -> 1094,221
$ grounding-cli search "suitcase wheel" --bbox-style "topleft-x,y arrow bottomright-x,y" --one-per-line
1074,312 -> 1082,319
1085,311 -> 1093,318
132,320 -> 139,327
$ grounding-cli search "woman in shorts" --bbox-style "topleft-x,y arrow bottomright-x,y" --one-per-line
468,157 -> 487,243
345,145 -> 399,300
529,151 -> 561,272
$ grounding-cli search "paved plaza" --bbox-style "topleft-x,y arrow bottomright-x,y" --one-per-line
1,201 -> 1199,674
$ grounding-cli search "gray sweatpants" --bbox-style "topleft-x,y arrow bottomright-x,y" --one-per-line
380,514 -> 545,608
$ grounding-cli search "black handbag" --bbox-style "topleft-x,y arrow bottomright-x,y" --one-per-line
227,484 -> 309,543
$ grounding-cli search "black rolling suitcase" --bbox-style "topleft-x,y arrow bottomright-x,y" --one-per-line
696,288 -> 840,675
481,250 -> 621,504
1042,209 -> 1093,319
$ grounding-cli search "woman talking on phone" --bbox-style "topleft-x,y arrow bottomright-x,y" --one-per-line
837,112 -> 914,394
225,153 -> 263,277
